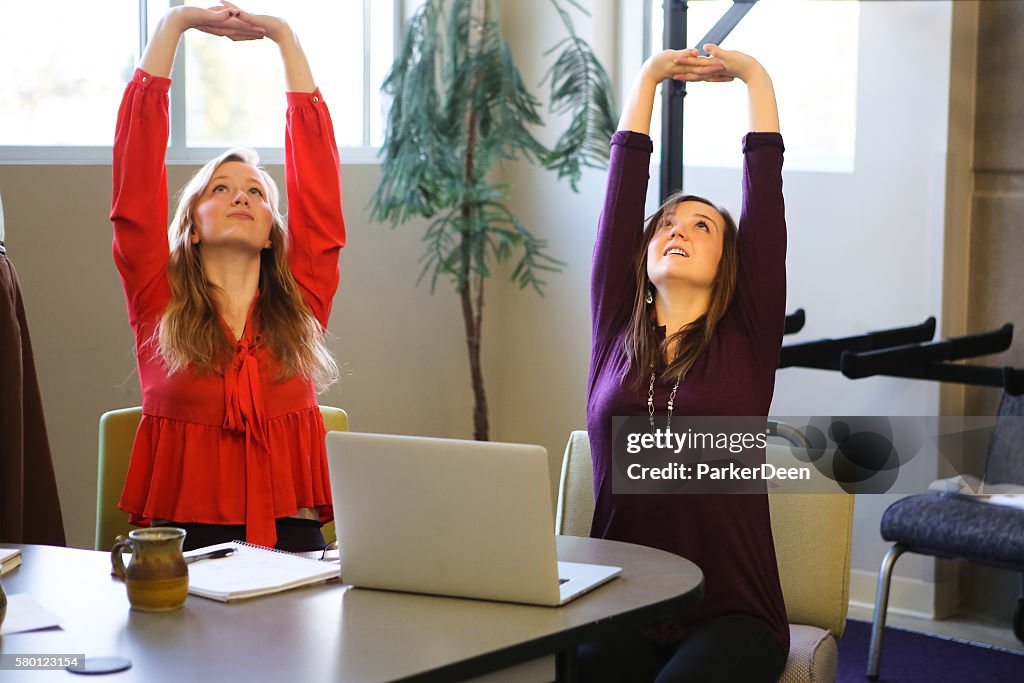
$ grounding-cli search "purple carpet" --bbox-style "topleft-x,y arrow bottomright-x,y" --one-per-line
837,619 -> 1024,682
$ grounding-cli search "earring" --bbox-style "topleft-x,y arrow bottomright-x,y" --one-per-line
645,287 -> 654,305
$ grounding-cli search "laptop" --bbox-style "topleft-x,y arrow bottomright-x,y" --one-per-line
325,431 -> 621,606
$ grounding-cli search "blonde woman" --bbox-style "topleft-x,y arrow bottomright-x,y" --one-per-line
110,3 -> 344,551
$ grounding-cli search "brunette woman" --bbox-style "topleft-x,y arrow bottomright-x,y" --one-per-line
582,45 -> 788,682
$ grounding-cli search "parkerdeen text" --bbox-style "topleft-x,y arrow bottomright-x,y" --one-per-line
625,428 -> 768,455
626,462 -> 811,481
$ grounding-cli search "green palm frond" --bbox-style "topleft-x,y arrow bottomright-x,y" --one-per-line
371,0 -> 452,225
371,0 -> 617,297
542,0 -> 618,191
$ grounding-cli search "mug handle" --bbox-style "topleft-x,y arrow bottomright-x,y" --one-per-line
110,535 -> 133,579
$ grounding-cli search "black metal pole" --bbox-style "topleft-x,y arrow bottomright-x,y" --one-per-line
659,1 -> 759,201
660,0 -> 687,201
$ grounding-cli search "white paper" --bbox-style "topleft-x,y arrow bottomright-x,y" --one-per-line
0,594 -> 62,635
928,475 -> 1024,496
984,494 -> 1024,511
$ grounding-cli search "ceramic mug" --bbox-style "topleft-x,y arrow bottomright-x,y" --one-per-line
110,528 -> 189,611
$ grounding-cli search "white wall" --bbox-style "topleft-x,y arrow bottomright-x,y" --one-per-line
771,1 -> 953,614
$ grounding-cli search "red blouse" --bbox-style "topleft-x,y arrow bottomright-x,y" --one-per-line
110,69 -> 346,547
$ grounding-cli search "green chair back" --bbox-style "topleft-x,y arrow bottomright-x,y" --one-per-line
95,407 -> 144,550
318,407 -> 349,545
95,405 -> 349,550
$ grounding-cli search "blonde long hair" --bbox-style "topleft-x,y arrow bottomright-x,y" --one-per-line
156,148 -> 338,391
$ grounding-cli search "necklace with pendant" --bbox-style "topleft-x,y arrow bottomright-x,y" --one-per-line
648,366 -> 683,430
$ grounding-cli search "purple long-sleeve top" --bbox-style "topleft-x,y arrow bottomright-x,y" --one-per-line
587,130 -> 790,652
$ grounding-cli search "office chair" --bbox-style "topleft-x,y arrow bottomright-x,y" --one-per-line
866,392 -> 1024,680
556,429 -> 854,683
95,405 -> 348,550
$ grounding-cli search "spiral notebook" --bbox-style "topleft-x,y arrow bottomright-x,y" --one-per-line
1,547 -> 21,575
183,541 -> 339,602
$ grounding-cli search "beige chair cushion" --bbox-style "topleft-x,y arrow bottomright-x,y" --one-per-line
555,431 -> 595,537
766,445 -> 854,638
779,625 -> 838,683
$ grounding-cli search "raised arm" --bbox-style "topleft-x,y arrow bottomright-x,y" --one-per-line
591,51 -> 725,346
617,49 -> 727,134
110,16 -> 180,324
703,45 -> 786,355
221,2 -> 315,93
222,4 -> 345,325
702,44 -> 779,134
140,5 -> 264,78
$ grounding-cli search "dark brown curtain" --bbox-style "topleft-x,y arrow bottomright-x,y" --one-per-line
0,243 -> 65,545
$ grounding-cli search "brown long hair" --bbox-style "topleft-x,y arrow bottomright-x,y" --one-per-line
623,192 -> 739,389
156,148 -> 338,391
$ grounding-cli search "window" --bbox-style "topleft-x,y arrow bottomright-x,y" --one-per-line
0,0 -> 397,163
0,0 -> 139,149
647,0 -> 859,173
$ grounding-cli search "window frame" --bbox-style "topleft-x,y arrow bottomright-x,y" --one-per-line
0,0 -> 400,165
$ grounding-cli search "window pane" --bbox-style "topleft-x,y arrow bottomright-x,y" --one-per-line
650,0 -> 859,172
369,0 -> 395,147
0,0 -> 138,145
148,0 -> 171,46
183,0 -> 364,148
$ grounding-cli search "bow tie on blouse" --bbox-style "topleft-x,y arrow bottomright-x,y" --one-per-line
223,337 -> 269,448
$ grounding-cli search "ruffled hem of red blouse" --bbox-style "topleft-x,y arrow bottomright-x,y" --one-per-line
118,406 -> 334,530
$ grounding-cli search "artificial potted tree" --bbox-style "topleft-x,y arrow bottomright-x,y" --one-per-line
372,0 -> 617,440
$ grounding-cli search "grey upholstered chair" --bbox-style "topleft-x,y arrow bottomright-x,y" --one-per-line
867,392 -> 1024,680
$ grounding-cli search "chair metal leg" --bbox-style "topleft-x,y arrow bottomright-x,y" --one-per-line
867,543 -> 907,681
1014,573 -> 1024,644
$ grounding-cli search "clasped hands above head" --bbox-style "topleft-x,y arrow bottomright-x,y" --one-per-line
180,2 -> 288,43
644,44 -> 767,86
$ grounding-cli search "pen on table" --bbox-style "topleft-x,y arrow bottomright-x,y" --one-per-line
185,548 -> 236,564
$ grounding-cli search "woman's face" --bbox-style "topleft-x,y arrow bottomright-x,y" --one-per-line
646,200 -> 725,293
191,161 -> 274,251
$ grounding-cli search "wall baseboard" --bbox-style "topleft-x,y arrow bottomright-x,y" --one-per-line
848,568 -> 957,621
